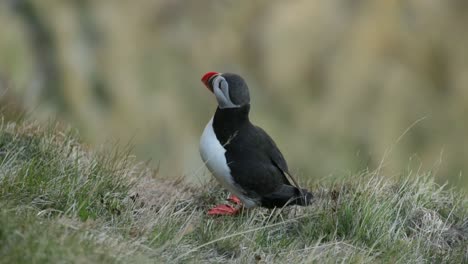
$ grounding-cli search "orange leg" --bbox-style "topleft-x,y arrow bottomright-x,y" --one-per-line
207,204 -> 239,215
228,194 -> 242,205
207,194 -> 243,216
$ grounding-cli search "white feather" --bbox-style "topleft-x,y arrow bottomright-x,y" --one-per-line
199,117 -> 257,208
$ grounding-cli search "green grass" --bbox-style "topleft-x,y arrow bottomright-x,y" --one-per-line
0,120 -> 466,263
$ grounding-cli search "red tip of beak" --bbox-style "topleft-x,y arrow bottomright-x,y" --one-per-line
201,71 -> 219,91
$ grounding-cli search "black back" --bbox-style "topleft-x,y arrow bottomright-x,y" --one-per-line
212,104 -> 311,208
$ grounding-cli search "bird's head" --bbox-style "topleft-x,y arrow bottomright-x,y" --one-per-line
201,72 -> 250,109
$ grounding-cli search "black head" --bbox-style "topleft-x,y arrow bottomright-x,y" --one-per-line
201,72 -> 250,109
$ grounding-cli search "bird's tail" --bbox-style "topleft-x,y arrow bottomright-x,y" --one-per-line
291,188 -> 313,206
282,171 -> 312,206
261,185 -> 313,208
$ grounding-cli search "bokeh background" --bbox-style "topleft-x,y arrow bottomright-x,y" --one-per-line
1,1 -> 467,189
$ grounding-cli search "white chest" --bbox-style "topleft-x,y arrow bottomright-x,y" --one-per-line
199,118 -> 257,208
199,118 -> 234,190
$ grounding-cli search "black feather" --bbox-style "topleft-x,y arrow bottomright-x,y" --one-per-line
212,104 -> 312,208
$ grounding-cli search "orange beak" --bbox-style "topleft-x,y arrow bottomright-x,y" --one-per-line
201,71 -> 219,92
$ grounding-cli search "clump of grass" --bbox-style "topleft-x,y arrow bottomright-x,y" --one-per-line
157,173 -> 466,263
296,173 -> 467,263
0,121 -> 150,262
0,119 -> 466,263
0,210 -> 120,263
0,122 -> 134,221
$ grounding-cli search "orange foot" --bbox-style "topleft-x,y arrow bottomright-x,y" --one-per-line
228,194 -> 242,205
207,204 -> 239,215
207,194 -> 243,216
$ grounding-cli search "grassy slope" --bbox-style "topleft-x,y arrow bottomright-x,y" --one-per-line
0,120 -> 466,264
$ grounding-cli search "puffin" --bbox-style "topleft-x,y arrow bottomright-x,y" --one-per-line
199,72 -> 312,215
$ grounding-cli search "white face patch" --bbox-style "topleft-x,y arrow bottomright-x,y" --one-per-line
199,117 -> 258,208
212,76 -> 240,109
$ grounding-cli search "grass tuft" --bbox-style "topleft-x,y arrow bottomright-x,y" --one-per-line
0,120 -> 466,263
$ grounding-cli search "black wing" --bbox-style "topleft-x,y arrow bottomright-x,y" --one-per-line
253,126 -> 312,208
253,126 -> 292,186
223,124 -> 312,207
223,124 -> 293,195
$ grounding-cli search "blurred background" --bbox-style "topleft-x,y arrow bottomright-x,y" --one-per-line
0,0 -> 467,189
